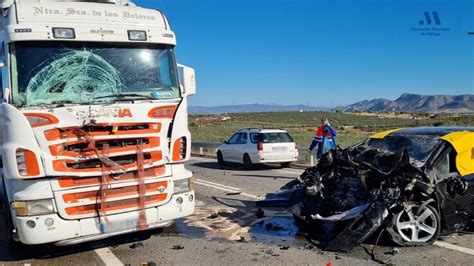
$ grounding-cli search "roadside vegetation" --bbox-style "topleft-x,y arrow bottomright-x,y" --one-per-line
190,111 -> 474,148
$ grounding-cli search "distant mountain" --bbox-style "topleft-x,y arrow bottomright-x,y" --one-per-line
340,93 -> 474,113
189,104 -> 329,115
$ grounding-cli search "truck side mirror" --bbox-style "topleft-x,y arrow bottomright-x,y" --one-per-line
0,61 -> 7,102
177,64 -> 196,96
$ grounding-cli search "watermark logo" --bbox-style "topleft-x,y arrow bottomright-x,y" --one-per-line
419,11 -> 441,25
411,11 -> 450,36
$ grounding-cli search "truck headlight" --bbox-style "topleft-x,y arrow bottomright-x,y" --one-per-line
174,178 -> 194,194
12,199 -> 55,216
52,27 -> 75,39
128,30 -> 147,41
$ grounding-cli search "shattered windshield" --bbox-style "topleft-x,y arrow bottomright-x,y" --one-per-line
366,135 -> 441,164
11,41 -> 180,107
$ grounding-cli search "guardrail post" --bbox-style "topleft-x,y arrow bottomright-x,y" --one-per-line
199,147 -> 203,155
310,155 -> 314,166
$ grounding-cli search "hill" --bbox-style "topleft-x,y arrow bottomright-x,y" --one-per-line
341,93 -> 474,113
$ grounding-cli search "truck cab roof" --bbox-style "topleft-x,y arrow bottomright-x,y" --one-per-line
0,0 -> 175,45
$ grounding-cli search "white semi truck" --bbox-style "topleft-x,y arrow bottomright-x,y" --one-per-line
0,0 -> 196,246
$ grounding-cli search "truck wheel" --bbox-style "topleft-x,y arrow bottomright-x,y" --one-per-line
280,162 -> 292,168
387,203 -> 440,246
217,151 -> 225,166
0,179 -> 21,255
243,154 -> 253,170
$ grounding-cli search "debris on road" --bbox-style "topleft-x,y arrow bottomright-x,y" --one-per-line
265,222 -> 284,232
129,242 -> 144,249
172,244 -> 185,250
279,245 -> 290,250
235,236 -> 247,243
255,208 -> 265,218
208,212 -> 219,219
226,191 -> 242,196
385,247 -> 400,256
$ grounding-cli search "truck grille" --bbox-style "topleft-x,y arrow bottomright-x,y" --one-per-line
44,122 -> 170,219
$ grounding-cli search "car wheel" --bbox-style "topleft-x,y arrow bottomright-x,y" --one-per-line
280,162 -> 292,168
243,154 -> 253,170
387,203 -> 440,246
217,151 -> 225,166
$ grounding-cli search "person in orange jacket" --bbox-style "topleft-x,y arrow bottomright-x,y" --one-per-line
308,118 -> 337,159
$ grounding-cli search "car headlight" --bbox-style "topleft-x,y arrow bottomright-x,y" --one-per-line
12,199 -> 55,216
174,178 -> 194,194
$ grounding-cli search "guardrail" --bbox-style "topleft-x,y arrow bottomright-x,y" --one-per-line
191,142 -> 317,166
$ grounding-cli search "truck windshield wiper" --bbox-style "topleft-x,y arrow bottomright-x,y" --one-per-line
94,93 -> 155,101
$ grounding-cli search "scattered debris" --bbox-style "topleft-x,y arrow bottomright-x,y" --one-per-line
235,236 -> 247,243
264,249 -> 274,255
279,245 -> 290,250
226,191 -> 242,196
255,208 -> 265,218
265,222 -> 284,231
208,212 -> 219,219
172,244 -> 184,250
335,254 -> 342,260
140,262 -> 156,266
385,248 -> 400,256
129,242 -> 144,249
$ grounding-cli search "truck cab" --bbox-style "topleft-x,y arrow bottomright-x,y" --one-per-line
0,0 -> 196,246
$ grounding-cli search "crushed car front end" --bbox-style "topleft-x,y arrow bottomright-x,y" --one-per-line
259,127 -> 474,252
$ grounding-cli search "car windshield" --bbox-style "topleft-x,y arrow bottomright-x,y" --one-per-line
366,135 -> 441,165
10,41 -> 180,107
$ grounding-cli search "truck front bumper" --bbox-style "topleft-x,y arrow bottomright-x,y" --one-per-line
14,191 -> 195,245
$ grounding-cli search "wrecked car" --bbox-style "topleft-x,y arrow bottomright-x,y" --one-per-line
260,127 -> 474,252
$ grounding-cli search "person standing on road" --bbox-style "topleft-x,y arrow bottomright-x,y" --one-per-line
308,118 -> 337,159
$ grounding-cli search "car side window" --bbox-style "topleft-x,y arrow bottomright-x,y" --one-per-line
433,147 -> 458,182
227,133 -> 240,144
250,133 -> 260,143
237,133 -> 248,144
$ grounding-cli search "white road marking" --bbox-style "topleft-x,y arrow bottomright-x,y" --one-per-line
434,241 -> 474,256
274,169 -> 304,175
190,156 -> 214,162
94,247 -> 124,266
197,179 -> 243,191
195,179 -> 262,200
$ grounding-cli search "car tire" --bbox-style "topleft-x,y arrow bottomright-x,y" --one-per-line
217,151 -> 225,166
280,162 -> 292,168
243,154 -> 253,170
387,203 -> 441,246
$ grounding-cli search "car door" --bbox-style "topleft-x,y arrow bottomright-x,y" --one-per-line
235,132 -> 249,163
433,146 -> 473,232
221,133 -> 240,162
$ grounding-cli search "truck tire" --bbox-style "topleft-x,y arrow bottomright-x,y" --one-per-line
0,178 -> 21,255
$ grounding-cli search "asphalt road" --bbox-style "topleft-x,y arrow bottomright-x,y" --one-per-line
0,156 -> 473,265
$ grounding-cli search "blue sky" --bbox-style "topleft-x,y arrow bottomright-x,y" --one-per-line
137,0 -> 474,107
